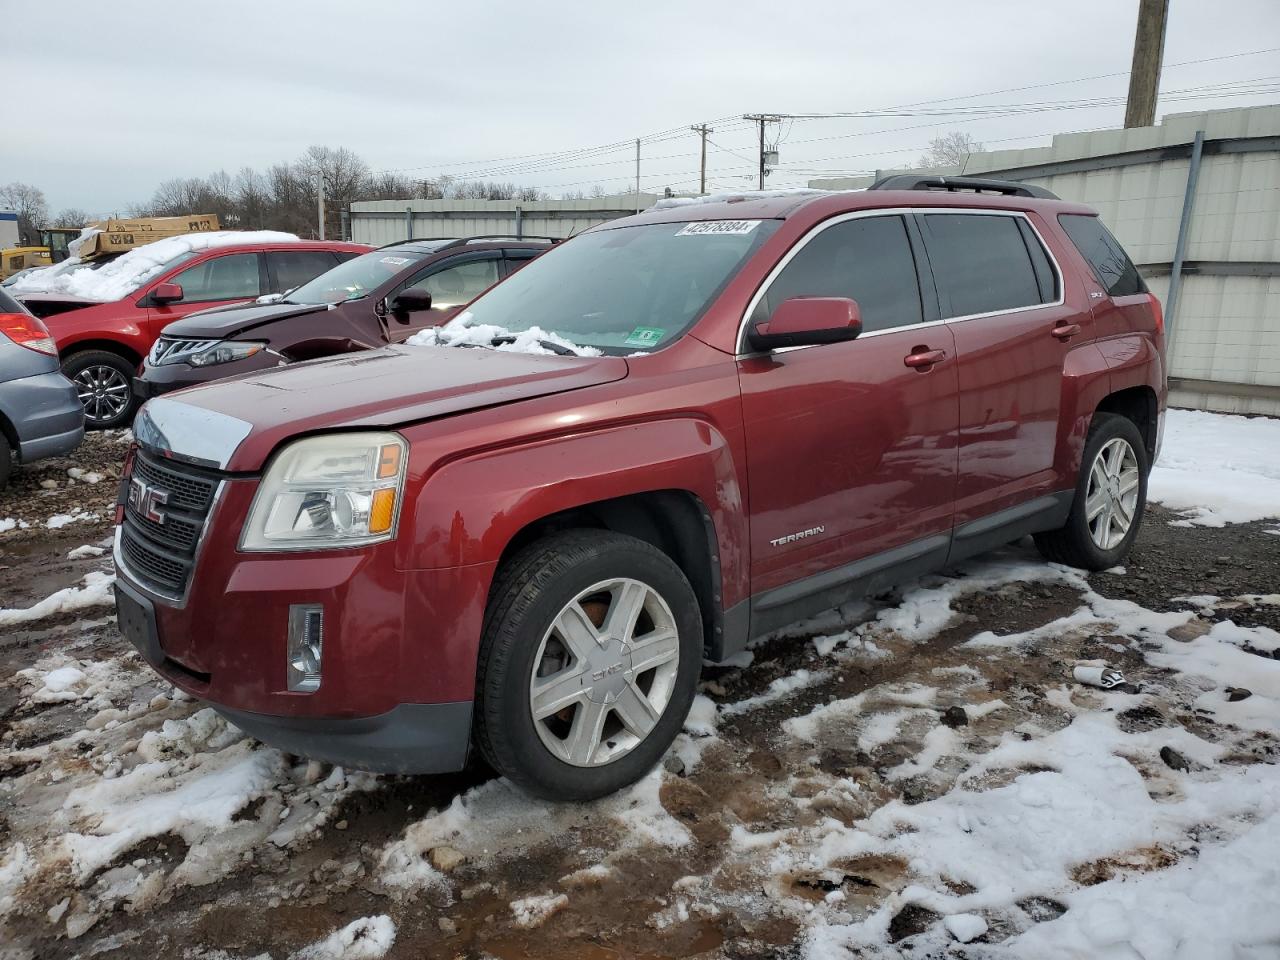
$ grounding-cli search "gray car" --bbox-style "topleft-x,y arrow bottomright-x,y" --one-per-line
0,287 -> 84,486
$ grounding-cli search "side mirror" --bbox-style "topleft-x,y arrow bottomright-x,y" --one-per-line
152,282 -> 184,305
747,297 -> 862,352
390,288 -> 433,316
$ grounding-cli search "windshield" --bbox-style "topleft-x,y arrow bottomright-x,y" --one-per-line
455,220 -> 779,354
287,249 -> 429,304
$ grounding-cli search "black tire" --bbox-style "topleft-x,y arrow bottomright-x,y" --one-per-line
0,441 -> 10,489
474,530 -> 702,801
61,350 -> 139,430
1034,412 -> 1149,571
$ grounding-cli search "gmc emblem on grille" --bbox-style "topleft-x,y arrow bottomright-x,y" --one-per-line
128,477 -> 170,525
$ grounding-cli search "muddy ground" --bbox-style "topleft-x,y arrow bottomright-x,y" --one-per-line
0,435 -> 1277,959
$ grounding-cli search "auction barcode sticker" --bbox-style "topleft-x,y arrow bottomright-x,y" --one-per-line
675,220 -> 761,236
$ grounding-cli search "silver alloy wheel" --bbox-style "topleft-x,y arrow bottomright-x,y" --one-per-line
1085,436 -> 1141,550
73,365 -> 131,424
529,577 -> 681,768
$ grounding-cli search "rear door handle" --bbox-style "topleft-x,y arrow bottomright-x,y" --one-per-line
904,348 -> 947,369
1052,322 -> 1082,341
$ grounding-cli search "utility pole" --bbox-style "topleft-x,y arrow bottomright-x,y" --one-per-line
316,172 -> 326,240
691,123 -> 713,195
634,138 -> 641,213
744,114 -> 782,190
1124,0 -> 1169,128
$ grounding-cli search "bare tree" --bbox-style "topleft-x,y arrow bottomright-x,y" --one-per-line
917,132 -> 985,170
298,145 -> 370,205
0,182 -> 50,244
51,208 -> 92,228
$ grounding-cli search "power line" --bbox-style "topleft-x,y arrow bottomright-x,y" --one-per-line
366,46 -> 1280,192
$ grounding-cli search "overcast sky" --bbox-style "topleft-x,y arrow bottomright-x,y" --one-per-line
6,0 -> 1279,214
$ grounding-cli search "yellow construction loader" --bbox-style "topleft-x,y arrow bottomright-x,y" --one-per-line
1,227 -> 83,281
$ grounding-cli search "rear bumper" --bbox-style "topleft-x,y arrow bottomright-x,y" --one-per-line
212,702 -> 472,775
0,370 -> 85,462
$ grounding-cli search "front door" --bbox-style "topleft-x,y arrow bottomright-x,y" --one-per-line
144,251 -> 265,342
385,253 -> 502,341
737,213 -> 959,610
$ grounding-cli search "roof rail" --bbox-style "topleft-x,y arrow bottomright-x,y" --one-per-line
868,175 -> 1059,201
437,235 -> 560,251
377,235 -> 560,252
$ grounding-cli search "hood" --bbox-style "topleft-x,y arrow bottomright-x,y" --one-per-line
15,293 -> 102,319
164,300 -> 331,338
136,344 -> 629,471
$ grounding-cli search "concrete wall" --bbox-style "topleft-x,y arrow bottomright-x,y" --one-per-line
811,105 -> 1280,416
349,195 -> 659,246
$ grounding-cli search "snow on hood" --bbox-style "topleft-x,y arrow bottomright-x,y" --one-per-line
10,230 -> 299,302
405,312 -> 602,357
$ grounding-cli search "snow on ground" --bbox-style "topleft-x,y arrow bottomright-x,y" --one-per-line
291,915 -> 396,959
45,509 -> 100,529
0,570 -> 115,627
10,231 -> 298,301
1,409 -> 1278,956
0,638 -> 378,943
1149,407 -> 1280,526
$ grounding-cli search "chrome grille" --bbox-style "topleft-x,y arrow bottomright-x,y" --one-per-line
121,450 -> 222,597
149,337 -> 220,365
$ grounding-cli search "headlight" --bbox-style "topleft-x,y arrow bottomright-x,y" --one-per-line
240,432 -> 407,551
187,341 -> 265,367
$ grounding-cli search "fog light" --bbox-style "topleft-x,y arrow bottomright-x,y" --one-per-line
287,604 -> 324,692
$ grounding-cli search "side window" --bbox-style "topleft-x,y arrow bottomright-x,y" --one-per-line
923,214 -> 1045,318
267,251 -> 339,293
406,258 -> 500,311
169,253 -> 261,303
1058,214 -> 1146,297
1017,219 -> 1059,303
753,215 -> 923,334
504,254 -> 538,277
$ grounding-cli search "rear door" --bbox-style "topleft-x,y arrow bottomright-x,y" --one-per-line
143,251 -> 265,342
918,210 -> 1079,525
737,212 -> 959,610
265,249 -> 341,296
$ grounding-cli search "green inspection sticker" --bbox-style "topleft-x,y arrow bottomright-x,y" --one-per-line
624,326 -> 666,347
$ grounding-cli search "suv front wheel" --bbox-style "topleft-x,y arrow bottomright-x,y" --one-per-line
474,530 -> 702,800
62,350 -> 139,430
1035,412 -> 1150,570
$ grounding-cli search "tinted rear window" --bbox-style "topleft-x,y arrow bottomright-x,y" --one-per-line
923,213 -> 1048,318
1058,214 -> 1145,297
268,250 -> 339,292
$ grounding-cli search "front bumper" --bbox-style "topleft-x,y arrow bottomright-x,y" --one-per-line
212,702 -> 472,774
112,472 -> 495,775
0,369 -> 85,463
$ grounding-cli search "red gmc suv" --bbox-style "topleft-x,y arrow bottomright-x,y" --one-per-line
113,177 -> 1165,800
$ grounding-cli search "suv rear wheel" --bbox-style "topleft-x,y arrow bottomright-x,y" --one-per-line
474,530 -> 702,800
1034,412 -> 1149,570
62,350 -> 138,430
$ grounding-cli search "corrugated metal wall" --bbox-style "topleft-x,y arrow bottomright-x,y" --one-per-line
349,196 -> 660,246
812,105 -> 1280,415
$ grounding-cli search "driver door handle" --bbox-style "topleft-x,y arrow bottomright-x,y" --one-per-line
904,347 -> 947,370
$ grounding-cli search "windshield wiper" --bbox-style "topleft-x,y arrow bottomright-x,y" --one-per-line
489,334 -> 582,357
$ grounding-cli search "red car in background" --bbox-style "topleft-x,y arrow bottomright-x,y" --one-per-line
15,237 -> 369,428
